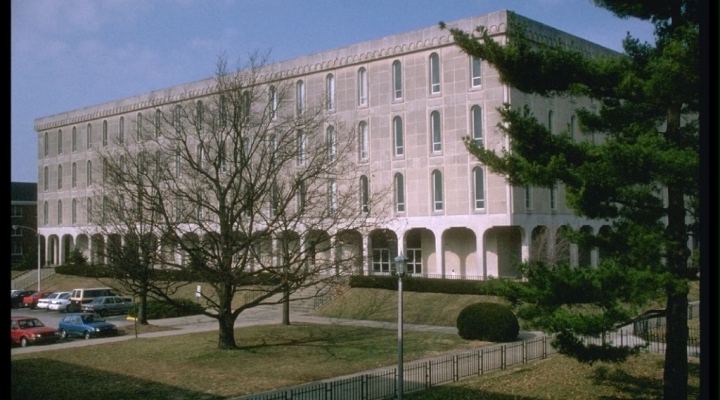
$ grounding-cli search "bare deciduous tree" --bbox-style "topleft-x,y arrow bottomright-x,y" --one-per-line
90,53 -> 391,349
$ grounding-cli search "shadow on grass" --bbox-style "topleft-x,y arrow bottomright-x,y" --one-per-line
405,386 -> 542,399
12,358 -> 222,400
591,361 -> 701,400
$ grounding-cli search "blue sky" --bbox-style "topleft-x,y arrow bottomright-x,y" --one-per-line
11,0 -> 655,183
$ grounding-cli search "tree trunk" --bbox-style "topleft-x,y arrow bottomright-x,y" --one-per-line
217,286 -> 237,349
137,286 -> 149,325
663,291 -> 688,399
282,284 -> 290,326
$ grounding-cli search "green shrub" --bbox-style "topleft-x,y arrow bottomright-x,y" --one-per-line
129,298 -> 205,319
456,302 -> 519,342
349,275 -> 513,296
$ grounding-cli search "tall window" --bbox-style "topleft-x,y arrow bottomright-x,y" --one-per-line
174,106 -> 182,133
43,167 -> 48,191
358,67 -> 368,106
220,142 -> 227,173
196,144 -> 204,169
360,175 -> 369,212
326,74 -> 335,110
328,179 -> 337,213
57,164 -> 63,189
359,121 -> 369,161
43,201 -> 48,226
136,113 -> 143,141
525,185 -> 533,209
57,200 -> 63,225
429,53 -> 441,94
86,124 -> 92,150
72,163 -> 77,188
196,101 -> 204,133
87,198 -> 93,224
86,161 -> 93,187
44,132 -> 49,157
57,129 -> 63,154
155,109 -> 162,138
471,106 -> 483,146
297,179 -> 306,213
471,56 -> 482,87
547,110 -> 554,133
393,116 -> 404,156
268,86 -> 277,120
570,115 -> 577,139
327,126 -> 336,161
175,148 -> 183,178
296,80 -> 305,116
102,159 -> 107,183
118,116 -> 125,143
550,185 -> 557,210
432,170 -> 443,211
431,111 -> 442,152
102,120 -> 108,146
395,173 -> 405,212
297,130 -> 306,166
241,91 -> 251,124
473,167 -> 485,209
392,60 -> 402,100
72,127 -> 77,152
72,199 -> 77,225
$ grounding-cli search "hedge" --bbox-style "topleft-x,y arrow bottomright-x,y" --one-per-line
348,275 -> 513,296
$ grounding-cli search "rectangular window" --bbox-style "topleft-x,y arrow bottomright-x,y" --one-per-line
296,81 -> 305,116
269,87 -> 278,120
86,124 -> 92,150
431,111 -> 442,153
58,130 -> 63,154
359,122 -> 369,161
471,56 -> 482,87
297,130 -> 306,166
394,117 -> 404,156
406,249 -> 422,274
372,249 -> 391,273
472,106 -> 483,146
11,241 -> 22,255
433,171 -> 443,211
103,121 -> 108,146
525,185 -> 533,209
474,167 -> 485,209
11,226 -> 22,236
550,185 -> 557,210
11,205 -> 22,217
395,173 -> 405,213
72,127 -> 77,152
326,75 -> 335,111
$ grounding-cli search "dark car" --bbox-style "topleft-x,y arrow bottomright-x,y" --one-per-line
11,290 -> 35,309
58,313 -> 118,340
11,316 -> 61,347
81,296 -> 135,317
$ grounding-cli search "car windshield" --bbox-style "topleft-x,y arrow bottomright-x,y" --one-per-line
59,293 -> 71,299
17,319 -> 45,328
81,315 -> 106,323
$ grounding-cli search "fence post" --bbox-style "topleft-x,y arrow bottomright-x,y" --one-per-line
426,360 -> 431,389
523,341 -> 527,364
361,375 -> 366,400
453,355 -> 459,381
479,349 -> 484,376
501,345 -> 506,370
325,382 -> 330,400
542,336 -> 547,359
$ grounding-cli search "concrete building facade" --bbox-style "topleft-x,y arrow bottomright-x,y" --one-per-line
33,10 -> 613,278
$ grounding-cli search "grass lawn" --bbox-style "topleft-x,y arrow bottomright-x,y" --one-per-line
405,352 -> 701,400
12,323 -> 491,400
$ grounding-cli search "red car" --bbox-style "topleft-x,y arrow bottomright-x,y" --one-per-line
10,316 -> 60,347
21,291 -> 54,309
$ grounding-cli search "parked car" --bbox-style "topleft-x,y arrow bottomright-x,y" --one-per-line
66,287 -> 119,313
58,313 -> 118,340
11,290 -> 34,309
81,296 -> 135,317
47,292 -> 72,312
36,292 -> 71,310
11,316 -> 60,347
22,291 -> 54,309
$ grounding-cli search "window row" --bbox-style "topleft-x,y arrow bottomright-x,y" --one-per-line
42,161 -> 95,191
392,168 -> 486,214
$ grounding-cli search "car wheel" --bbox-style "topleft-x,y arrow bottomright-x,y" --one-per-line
59,329 -> 67,340
98,309 -> 108,317
20,337 -> 28,347
83,331 -> 91,340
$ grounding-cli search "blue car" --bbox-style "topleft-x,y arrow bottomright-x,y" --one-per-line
58,313 -> 118,340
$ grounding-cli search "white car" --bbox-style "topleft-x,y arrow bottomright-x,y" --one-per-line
37,292 -> 71,310
47,292 -> 72,312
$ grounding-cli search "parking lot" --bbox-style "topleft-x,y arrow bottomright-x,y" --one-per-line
11,306 -> 136,348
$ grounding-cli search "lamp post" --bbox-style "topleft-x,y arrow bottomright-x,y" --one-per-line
13,225 -> 41,292
394,252 -> 407,400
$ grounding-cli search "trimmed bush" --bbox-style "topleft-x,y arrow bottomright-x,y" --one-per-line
456,302 -> 519,342
349,275 -> 512,296
129,298 -> 205,319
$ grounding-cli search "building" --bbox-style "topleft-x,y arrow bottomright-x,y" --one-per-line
11,182 -> 41,269
33,10 -> 614,278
